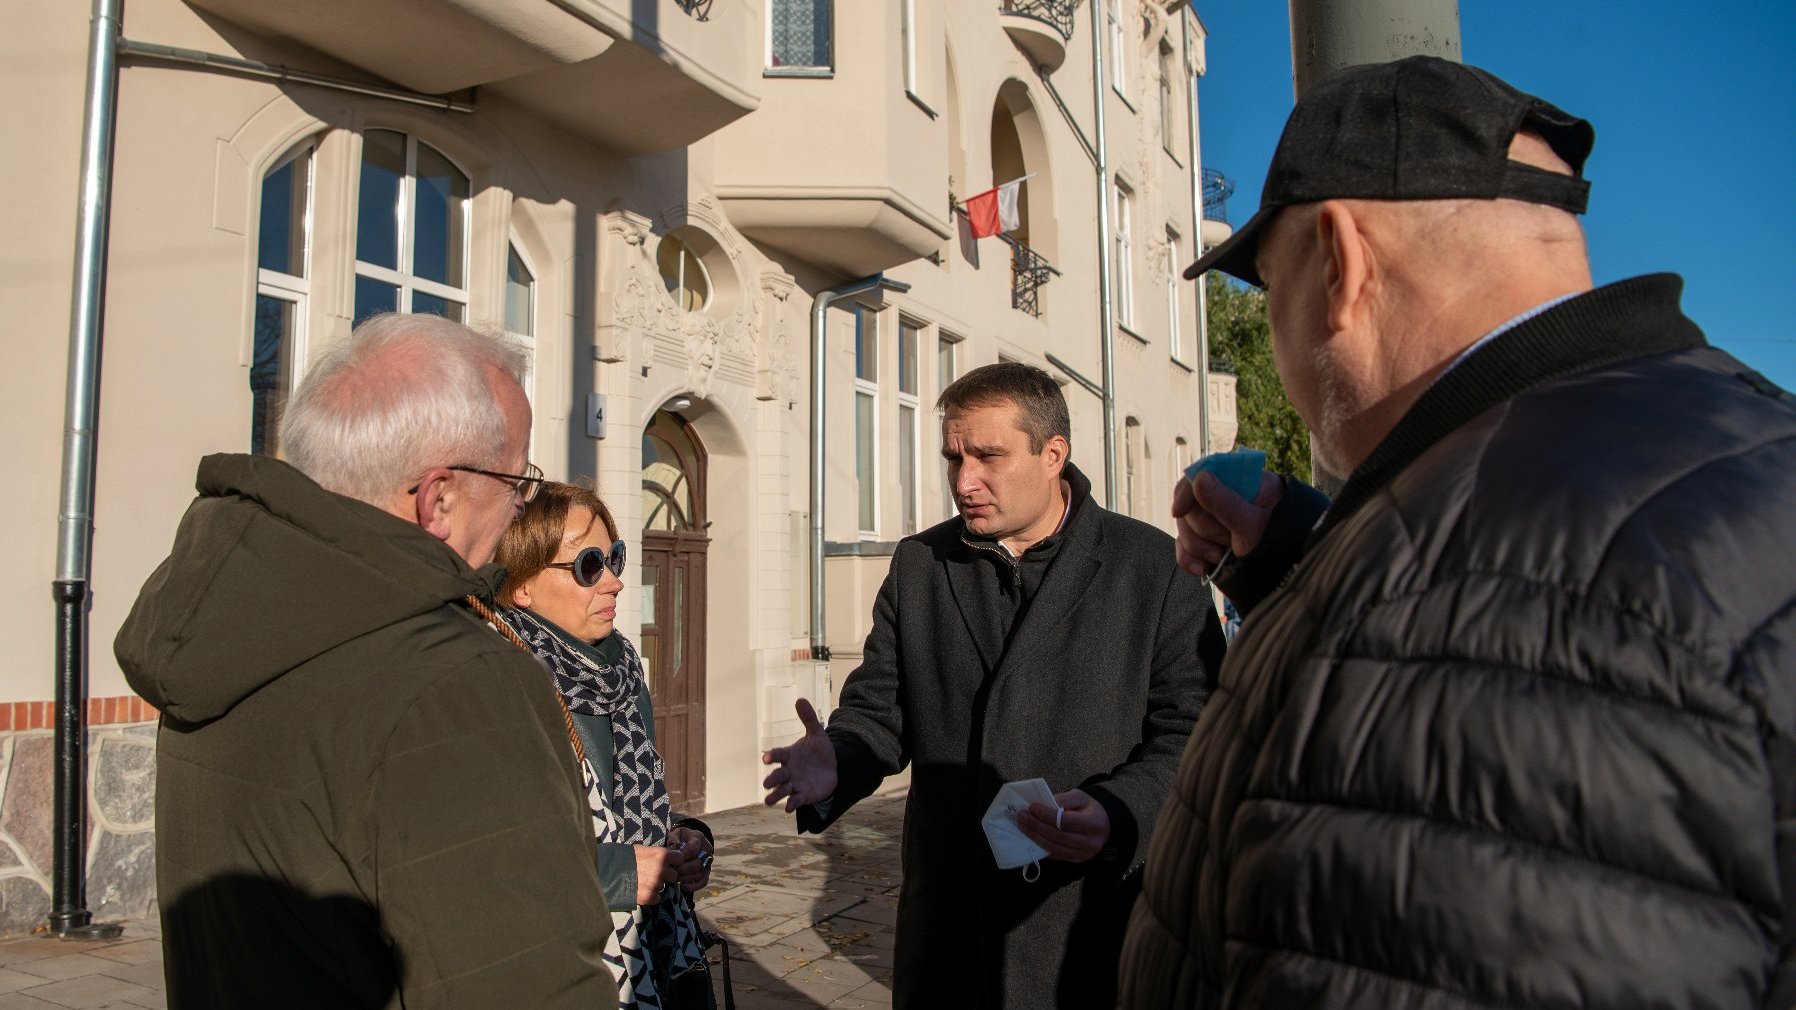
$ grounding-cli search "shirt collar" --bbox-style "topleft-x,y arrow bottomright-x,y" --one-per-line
1432,292 -> 1580,388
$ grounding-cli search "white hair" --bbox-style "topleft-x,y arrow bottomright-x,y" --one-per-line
279,313 -> 530,505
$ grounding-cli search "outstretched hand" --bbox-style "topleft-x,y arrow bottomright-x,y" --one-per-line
1172,469 -> 1283,580
761,698 -> 838,812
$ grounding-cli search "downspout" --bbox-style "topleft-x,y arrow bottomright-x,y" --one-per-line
1089,0 -> 1118,508
50,0 -> 125,940
1183,13 -> 1210,454
808,274 -> 911,661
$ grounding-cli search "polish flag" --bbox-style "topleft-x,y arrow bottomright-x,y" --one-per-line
963,175 -> 1031,239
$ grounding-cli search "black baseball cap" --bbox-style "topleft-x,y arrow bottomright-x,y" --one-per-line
1184,56 -> 1595,286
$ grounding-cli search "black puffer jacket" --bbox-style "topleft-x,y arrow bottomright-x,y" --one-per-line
1119,276 -> 1796,1009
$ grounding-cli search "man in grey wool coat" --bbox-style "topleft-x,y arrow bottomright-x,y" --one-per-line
762,361 -> 1224,1009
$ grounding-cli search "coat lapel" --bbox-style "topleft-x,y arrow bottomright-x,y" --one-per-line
995,546 -> 1102,679
944,545 -> 1006,673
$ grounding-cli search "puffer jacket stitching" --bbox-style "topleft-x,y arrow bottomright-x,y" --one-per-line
1230,793 -> 1768,913
1220,938 -> 1534,1010
1293,573 -> 1743,727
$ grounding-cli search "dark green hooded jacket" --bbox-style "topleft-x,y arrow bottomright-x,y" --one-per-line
117,454 -> 615,1009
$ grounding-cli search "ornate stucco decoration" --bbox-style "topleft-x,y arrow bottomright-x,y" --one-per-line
755,270 -> 798,402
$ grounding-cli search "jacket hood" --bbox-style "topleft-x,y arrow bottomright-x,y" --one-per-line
117,454 -> 505,723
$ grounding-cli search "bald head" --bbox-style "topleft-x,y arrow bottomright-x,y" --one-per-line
1254,130 -> 1595,474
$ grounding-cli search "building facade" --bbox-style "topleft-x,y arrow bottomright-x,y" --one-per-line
2,0 -> 1233,931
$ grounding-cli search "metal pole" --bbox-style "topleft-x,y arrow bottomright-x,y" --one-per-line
1288,0 -> 1459,491
1287,0 -> 1461,97
808,274 -> 910,663
51,0 -> 126,940
1183,13 -> 1210,456
116,40 -> 477,113
1089,0 -> 1117,509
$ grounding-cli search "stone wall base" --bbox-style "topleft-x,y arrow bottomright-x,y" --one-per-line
0,724 -> 156,934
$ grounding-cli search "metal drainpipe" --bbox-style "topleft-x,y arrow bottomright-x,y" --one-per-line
809,274 -> 911,662
50,0 -> 126,940
1089,0 -> 1117,508
1183,14 -> 1210,455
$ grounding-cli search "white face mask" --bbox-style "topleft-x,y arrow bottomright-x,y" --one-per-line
981,778 -> 1061,882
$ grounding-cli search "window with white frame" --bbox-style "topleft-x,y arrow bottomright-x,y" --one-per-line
1159,42 -> 1177,151
854,304 -> 879,535
1114,181 -> 1135,328
354,130 -> 469,324
901,0 -> 917,97
504,240 -> 537,404
1124,416 -> 1144,517
656,235 -> 710,312
1166,229 -> 1182,359
938,333 -> 959,520
897,318 -> 922,535
252,141 -> 314,456
768,0 -> 832,72
1108,0 -> 1128,97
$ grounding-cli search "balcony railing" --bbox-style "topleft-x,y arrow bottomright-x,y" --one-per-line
1001,0 -> 1077,41
675,0 -> 713,21
1000,234 -> 1060,318
1202,168 -> 1235,223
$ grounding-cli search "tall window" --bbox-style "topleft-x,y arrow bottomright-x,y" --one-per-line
657,235 -> 709,312
768,0 -> 832,72
901,0 -> 917,96
1108,0 -> 1128,97
1114,181 -> 1135,328
898,318 -> 922,535
1159,42 -> 1177,150
938,334 -> 959,519
1166,230 -> 1182,359
854,305 -> 879,535
1124,417 -> 1144,517
354,130 -> 469,324
252,142 -> 313,455
505,240 -> 536,403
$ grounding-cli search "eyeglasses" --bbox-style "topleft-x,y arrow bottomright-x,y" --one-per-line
544,541 -> 627,586
408,462 -> 546,502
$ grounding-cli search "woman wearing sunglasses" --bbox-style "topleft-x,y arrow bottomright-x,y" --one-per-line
493,481 -> 718,1009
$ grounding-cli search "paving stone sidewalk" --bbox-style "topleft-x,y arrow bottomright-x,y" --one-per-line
0,789 -> 907,1009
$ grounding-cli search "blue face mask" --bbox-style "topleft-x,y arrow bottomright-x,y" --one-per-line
1185,448 -> 1266,501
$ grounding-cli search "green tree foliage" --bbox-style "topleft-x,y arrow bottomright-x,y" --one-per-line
1206,274 -> 1312,481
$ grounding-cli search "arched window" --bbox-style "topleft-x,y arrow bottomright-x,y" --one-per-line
656,235 -> 710,312
354,130 -> 470,324
643,411 -> 707,533
251,141 -> 314,455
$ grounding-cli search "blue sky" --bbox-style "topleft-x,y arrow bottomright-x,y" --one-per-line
1193,0 -> 1796,391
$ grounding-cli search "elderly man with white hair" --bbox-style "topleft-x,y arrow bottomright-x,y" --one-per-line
119,314 -> 616,1009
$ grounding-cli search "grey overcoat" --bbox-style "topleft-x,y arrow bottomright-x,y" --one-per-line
801,464 -> 1221,1009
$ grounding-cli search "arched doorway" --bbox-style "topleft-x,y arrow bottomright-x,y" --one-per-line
641,410 -> 709,810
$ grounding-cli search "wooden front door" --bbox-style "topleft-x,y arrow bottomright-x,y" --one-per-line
640,410 -> 708,811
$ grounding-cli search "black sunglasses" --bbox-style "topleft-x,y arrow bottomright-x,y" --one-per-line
545,542 -> 627,586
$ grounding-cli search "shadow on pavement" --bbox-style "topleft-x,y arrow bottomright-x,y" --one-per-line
693,791 -> 905,1009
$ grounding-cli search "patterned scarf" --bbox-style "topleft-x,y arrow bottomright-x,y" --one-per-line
494,607 -> 708,1009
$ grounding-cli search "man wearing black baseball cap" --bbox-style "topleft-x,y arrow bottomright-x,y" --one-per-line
1118,56 -> 1796,1009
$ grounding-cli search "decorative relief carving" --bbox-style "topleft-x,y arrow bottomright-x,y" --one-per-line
755,270 -> 798,402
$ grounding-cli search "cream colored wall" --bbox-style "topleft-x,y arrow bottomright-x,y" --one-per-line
5,0 -> 1226,817
2,3 -> 89,704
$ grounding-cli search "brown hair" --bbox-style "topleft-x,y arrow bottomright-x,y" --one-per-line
935,361 -> 1071,454
495,480 -> 619,603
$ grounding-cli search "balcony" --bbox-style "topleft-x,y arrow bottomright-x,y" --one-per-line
999,234 -> 1059,318
1201,167 -> 1236,247
1000,0 -> 1076,73
712,2 -> 950,275
184,0 -> 758,155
